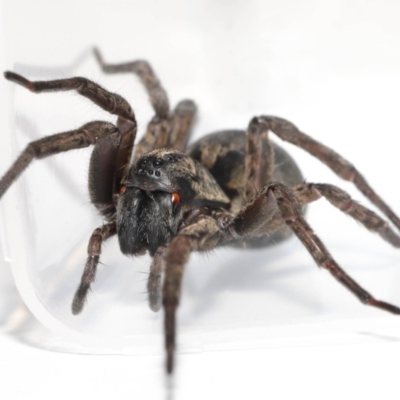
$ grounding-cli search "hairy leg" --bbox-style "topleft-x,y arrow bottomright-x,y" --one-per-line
223,183 -> 400,314
93,47 -> 169,118
148,246 -> 166,312
163,216 -> 220,373
258,115 -> 400,232
293,183 -> 400,247
132,99 -> 198,164
167,99 -> 197,151
243,117 -> 275,200
0,121 -> 119,199
72,222 -> 117,315
94,48 -> 174,161
4,71 -> 136,125
93,49 -> 197,159
3,71 -> 137,212
232,181 -> 400,248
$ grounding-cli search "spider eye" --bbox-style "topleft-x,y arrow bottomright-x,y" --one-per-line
119,185 -> 127,195
153,158 -> 164,168
171,192 -> 180,205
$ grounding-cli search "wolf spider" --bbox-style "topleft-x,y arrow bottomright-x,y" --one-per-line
1,49 -> 400,374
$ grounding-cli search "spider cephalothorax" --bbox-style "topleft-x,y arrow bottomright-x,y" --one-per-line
126,149 -> 231,208
2,49 -> 400,374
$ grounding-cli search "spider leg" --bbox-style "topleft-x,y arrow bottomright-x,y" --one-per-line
223,183 -> 400,315
93,47 -> 169,118
93,48 -> 168,160
163,216 -> 220,373
132,99 -> 197,164
243,181 -> 400,248
72,222 -> 117,315
3,72 -> 138,212
258,116 -> 400,232
167,99 -> 197,151
132,99 -> 197,161
0,121 -> 119,199
293,183 -> 400,247
147,246 -> 166,312
93,49 -> 197,157
4,71 -> 136,126
243,117 -> 275,200
88,119 -> 136,218
132,98 -> 197,162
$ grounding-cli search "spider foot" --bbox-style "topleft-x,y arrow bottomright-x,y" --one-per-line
164,303 -> 176,374
367,298 -> 400,315
71,285 -> 88,315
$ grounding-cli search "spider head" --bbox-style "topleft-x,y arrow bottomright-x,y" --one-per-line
123,149 -> 231,209
124,149 -> 194,197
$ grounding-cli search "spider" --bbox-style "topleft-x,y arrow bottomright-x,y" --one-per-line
1,49 -> 400,374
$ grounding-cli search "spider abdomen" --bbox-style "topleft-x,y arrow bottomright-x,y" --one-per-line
189,130 -> 304,248
189,130 -> 304,209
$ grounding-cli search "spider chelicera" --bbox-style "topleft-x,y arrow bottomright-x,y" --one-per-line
1,49 -> 400,373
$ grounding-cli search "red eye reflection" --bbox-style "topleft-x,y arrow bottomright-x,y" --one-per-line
171,192 -> 180,205
119,185 -> 127,195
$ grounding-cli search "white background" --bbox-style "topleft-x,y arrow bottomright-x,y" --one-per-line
1,0 -> 400,399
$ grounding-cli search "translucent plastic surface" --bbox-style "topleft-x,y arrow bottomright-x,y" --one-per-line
1,0 -> 400,358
